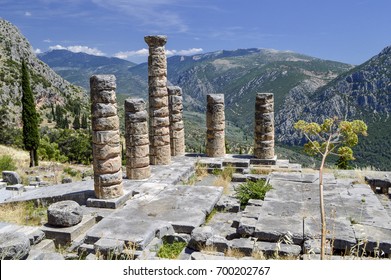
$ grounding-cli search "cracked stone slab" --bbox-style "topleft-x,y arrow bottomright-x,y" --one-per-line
255,241 -> 302,257
304,217 -> 356,251
85,217 -> 167,250
254,216 -> 304,245
352,224 -> 391,255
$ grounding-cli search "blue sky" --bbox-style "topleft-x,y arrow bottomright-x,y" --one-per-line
1,0 -> 391,64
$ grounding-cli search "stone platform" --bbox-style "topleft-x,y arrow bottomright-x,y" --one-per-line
0,154 -> 390,260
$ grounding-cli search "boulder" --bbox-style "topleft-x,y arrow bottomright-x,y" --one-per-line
187,226 -> 214,251
2,171 -> 22,185
47,200 -> 83,227
0,232 -> 30,259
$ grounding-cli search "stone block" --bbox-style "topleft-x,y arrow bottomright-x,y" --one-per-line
2,171 -> 22,185
188,226 -> 214,251
94,183 -> 124,199
91,103 -> 117,118
47,200 -> 83,227
92,130 -> 120,145
127,166 -> 151,180
124,98 -> 146,112
94,156 -> 122,174
93,144 -> 121,161
94,238 -> 124,257
90,75 -> 116,92
0,232 -> 30,260
92,115 -> 119,131
255,241 -> 302,257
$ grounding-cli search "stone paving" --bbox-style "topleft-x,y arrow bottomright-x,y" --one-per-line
0,154 -> 390,260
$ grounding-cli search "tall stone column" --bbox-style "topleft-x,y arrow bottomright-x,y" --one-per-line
90,75 -> 123,199
125,98 -> 151,180
168,86 -> 185,156
144,35 -> 171,165
254,92 -> 275,160
206,94 -> 225,157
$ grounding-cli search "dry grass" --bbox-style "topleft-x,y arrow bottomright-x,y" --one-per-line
0,201 -> 47,226
212,165 -> 235,194
225,248 -> 246,258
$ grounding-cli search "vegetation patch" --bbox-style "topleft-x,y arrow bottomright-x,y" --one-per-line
157,241 -> 186,259
235,179 -> 272,207
0,201 -> 47,226
0,154 -> 17,172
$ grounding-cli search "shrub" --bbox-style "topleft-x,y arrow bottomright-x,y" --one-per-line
157,241 -> 186,259
0,155 -> 17,173
235,179 -> 272,207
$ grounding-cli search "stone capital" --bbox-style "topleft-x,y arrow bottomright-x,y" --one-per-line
144,35 -> 167,47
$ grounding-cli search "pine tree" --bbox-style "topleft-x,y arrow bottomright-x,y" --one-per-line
72,115 -> 80,130
21,60 -> 40,167
81,113 -> 88,129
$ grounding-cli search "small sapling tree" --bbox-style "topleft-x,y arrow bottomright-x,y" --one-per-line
294,117 -> 367,259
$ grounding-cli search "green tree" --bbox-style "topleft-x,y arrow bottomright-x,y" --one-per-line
294,117 -> 367,260
81,113 -> 88,129
21,60 -> 40,167
72,115 -> 80,130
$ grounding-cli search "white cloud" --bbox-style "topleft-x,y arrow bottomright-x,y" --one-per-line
43,39 -> 52,43
24,11 -> 32,16
49,45 -> 106,56
34,48 -> 43,54
114,49 -> 149,59
114,47 -> 203,60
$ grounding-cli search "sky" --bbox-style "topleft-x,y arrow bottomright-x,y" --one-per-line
1,0 -> 391,64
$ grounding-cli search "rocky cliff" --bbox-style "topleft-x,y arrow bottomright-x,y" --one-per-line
0,18 -> 87,128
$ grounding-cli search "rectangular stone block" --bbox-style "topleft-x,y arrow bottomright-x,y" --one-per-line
150,116 -> 170,127
128,156 -> 150,168
148,76 -> 167,88
94,183 -> 124,200
92,116 -> 119,131
127,166 -> 151,180
150,134 -> 170,146
93,143 -> 121,160
149,96 -> 169,108
91,103 -> 117,118
94,170 -> 123,187
126,145 -> 149,158
131,135 -> 149,146
126,121 -> 148,135
148,86 -> 168,98
94,156 -> 122,174
92,131 -> 120,145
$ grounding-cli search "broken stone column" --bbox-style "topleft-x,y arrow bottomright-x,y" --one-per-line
168,86 -> 185,156
206,94 -> 225,157
125,98 -> 151,180
254,93 -> 275,160
144,35 -> 171,165
90,75 -> 123,199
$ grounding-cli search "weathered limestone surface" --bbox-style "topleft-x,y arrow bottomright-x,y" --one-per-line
206,94 -> 225,157
254,93 -> 275,159
0,232 -> 30,259
125,98 -> 151,180
47,200 -> 83,227
2,171 -> 21,185
168,86 -> 185,156
145,35 -> 171,165
90,75 -> 123,199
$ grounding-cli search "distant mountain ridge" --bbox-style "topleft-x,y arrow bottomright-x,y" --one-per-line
38,50 -> 146,96
276,45 -> 391,168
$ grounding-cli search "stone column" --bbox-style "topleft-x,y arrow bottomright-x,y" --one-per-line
144,35 -> 171,165
254,93 -> 275,160
90,75 -> 123,199
206,94 -> 225,157
125,98 -> 151,180
168,86 -> 185,156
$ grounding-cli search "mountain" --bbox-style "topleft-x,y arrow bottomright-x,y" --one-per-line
0,18 -> 87,130
276,45 -> 391,169
164,48 -> 353,133
38,50 -> 147,96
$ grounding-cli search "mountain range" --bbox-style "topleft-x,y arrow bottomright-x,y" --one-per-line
2,18 -> 391,169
